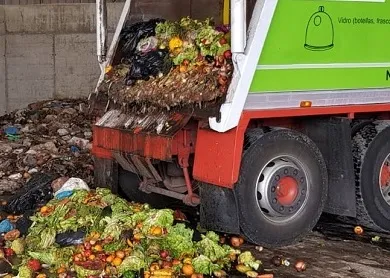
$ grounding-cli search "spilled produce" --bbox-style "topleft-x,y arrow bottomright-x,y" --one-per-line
0,188 -> 264,278
96,17 -> 233,110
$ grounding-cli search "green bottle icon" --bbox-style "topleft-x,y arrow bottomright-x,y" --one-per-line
304,6 -> 334,51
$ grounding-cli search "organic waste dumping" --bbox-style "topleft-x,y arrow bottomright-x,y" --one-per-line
0,99 -> 94,195
98,17 -> 233,109
0,188 -> 264,278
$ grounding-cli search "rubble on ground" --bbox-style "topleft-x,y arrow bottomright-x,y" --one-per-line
0,99 -> 95,195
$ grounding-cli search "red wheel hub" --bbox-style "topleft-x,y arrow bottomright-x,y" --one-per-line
276,176 -> 299,206
380,165 -> 390,187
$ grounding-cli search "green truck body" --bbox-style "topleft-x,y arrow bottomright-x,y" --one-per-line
251,0 -> 390,93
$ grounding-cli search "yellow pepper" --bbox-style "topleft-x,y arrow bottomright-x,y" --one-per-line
105,65 -> 113,74
169,37 -> 183,52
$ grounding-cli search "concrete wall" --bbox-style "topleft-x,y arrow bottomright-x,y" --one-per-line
0,0 -> 222,115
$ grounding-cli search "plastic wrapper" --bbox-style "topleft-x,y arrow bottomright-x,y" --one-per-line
0,219 -> 14,233
119,19 -> 165,58
54,177 -> 90,197
124,49 -> 172,86
55,230 -> 86,247
15,216 -> 33,236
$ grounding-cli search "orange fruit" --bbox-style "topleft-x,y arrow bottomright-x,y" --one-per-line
150,226 -> 163,236
354,226 -> 364,235
40,206 -> 49,214
133,233 -> 143,240
106,255 -> 115,263
112,257 -> 123,266
115,251 -> 125,259
57,267 -> 66,274
94,245 -> 103,252
182,264 -> 195,276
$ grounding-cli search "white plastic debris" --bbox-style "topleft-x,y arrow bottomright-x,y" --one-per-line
54,177 -> 90,197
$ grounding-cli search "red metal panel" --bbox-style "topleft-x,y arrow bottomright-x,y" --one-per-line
93,126 -> 174,161
91,145 -> 112,159
192,118 -> 249,188
171,124 -> 197,156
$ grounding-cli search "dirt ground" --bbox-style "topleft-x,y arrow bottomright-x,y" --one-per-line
251,216 -> 390,278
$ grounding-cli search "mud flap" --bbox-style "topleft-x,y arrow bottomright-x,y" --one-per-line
199,182 -> 240,234
301,117 -> 356,217
93,156 -> 119,193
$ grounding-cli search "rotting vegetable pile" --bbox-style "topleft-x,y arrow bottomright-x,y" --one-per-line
0,99 -> 95,195
0,188 -> 267,278
96,17 -> 233,111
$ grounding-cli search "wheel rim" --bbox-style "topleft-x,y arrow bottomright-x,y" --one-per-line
379,154 -> 390,205
256,156 -> 309,223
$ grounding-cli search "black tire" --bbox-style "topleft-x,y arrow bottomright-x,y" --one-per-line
352,122 -> 390,231
235,128 -> 328,247
351,119 -> 374,137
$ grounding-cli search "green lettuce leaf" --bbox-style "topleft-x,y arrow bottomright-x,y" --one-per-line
141,209 -> 174,234
161,223 -> 195,258
238,251 -> 262,270
18,265 -> 33,278
192,255 -> 222,274
196,232 -> 229,262
118,249 -> 146,273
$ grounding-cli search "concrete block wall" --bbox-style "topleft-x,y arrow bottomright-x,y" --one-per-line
0,0 -> 222,115
0,7 -> 5,115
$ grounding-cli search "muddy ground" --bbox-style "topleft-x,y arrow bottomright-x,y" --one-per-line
250,215 -> 390,278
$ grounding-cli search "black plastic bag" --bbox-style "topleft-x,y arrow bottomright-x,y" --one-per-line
1,173 -> 55,215
55,230 -> 86,247
119,18 -> 165,58
15,214 -> 34,236
125,49 -> 172,85
0,260 -> 13,275
101,205 -> 113,218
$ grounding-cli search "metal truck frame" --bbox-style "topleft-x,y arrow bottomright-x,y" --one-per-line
91,0 -> 390,247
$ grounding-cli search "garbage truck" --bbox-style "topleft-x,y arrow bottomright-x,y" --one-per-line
89,0 -> 390,247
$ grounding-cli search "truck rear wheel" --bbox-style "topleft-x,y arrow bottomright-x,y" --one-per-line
235,128 -> 328,247
352,122 -> 390,231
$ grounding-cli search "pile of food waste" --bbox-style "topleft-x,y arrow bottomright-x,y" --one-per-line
96,17 -> 233,110
0,99 -> 94,196
0,188 -> 267,278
